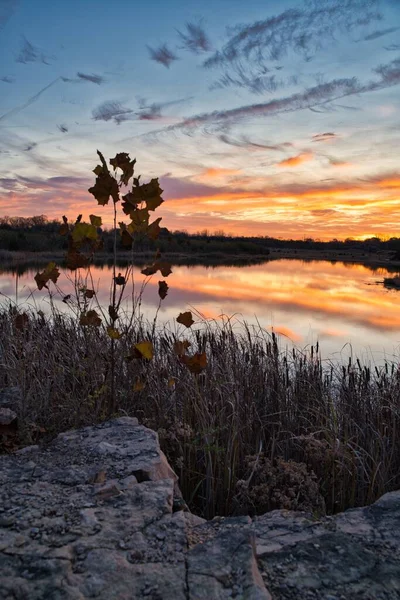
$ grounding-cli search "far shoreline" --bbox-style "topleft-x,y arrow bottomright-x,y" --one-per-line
1,247 -> 400,272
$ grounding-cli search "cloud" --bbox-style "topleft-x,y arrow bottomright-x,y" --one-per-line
373,56 -> 400,85
0,0 -> 17,31
361,26 -> 400,41
159,174 -> 233,200
147,43 -> 178,68
328,158 -> 352,168
161,54 -> 400,136
177,22 -> 212,54
312,132 -> 338,142
278,152 -> 313,167
209,70 -> 297,95
0,175 -> 89,192
309,209 -> 339,216
166,78 -> 362,134
203,0 -> 381,93
198,167 -> 241,180
0,75 -> 14,83
92,101 -> 134,124
62,72 -> 105,85
0,78 -> 60,123
268,325 -> 302,343
77,72 -> 104,84
218,134 -> 292,152
136,96 -> 192,121
57,124 -> 68,133
16,36 -> 54,65
23,142 -> 37,152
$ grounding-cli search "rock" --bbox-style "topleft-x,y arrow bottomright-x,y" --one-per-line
1,416 -> 400,599
189,495 -> 400,599
0,407 -> 17,426
0,418 -> 187,599
188,524 -> 271,599
0,407 -> 18,436
0,387 -> 22,411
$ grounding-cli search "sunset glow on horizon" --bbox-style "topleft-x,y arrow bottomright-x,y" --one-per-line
1,0 -> 399,240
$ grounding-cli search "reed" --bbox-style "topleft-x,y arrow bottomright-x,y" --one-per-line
1,303 -> 399,519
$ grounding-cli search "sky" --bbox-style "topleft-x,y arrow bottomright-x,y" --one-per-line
0,0 -> 399,240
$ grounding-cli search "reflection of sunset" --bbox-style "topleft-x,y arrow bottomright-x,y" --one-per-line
3,259 -> 400,361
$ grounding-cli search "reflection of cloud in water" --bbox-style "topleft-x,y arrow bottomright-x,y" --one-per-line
1,259 -> 400,362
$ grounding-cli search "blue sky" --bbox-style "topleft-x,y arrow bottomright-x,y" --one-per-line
1,0 -> 400,239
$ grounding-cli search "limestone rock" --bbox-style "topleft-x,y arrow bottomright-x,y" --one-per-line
1,416 -> 399,599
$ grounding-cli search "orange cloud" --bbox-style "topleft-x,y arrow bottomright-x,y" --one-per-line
198,167 -> 241,180
2,169 -> 400,241
278,152 -> 313,167
268,325 -> 302,342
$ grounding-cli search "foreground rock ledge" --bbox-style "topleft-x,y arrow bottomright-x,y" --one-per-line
0,418 -> 398,599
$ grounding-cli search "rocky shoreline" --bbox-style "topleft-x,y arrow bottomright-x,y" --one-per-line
1,417 -> 399,599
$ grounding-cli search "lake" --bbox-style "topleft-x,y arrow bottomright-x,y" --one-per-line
1,258 -> 399,364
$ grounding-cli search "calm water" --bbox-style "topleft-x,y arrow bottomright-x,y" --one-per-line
1,259 -> 399,364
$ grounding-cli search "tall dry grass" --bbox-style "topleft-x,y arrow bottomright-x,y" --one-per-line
0,303 -> 399,518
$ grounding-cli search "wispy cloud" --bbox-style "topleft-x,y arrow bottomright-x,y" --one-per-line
278,152 -> 313,167
62,72 -> 105,85
0,78 -> 60,123
218,134 -> 292,152
198,167 -> 241,180
161,57 -> 400,136
16,36 -> 54,65
0,75 -> 14,83
147,43 -> 178,68
136,96 -> 192,121
373,56 -> 400,84
385,44 -> 400,51
0,175 -> 89,192
92,101 -> 134,124
361,26 -> 400,42
0,0 -> 17,31
312,132 -> 338,142
57,124 -> 68,133
177,21 -> 212,54
203,0 -> 382,93
165,78 -> 362,133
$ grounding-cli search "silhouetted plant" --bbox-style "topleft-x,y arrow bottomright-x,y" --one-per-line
32,150 -> 207,415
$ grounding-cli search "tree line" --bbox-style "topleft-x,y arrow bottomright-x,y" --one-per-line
1,214 -> 400,256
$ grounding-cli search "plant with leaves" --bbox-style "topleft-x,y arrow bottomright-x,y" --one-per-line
34,150 -> 207,415
34,151 -> 173,412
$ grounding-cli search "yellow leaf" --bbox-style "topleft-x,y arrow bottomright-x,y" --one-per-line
141,260 -> 172,277
89,214 -> 102,227
15,312 -> 29,331
107,326 -> 121,339
121,229 -> 133,248
180,352 -> 207,374
80,310 -> 102,327
59,223 -> 69,236
134,341 -> 154,360
147,217 -> 162,240
110,152 -> 136,186
158,280 -> 169,300
133,378 -> 146,392
88,171 -> 119,206
34,262 -> 60,290
168,377 -> 176,389
173,340 -> 191,356
72,222 -> 98,244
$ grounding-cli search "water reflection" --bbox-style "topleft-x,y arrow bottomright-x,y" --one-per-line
1,259 -> 399,363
